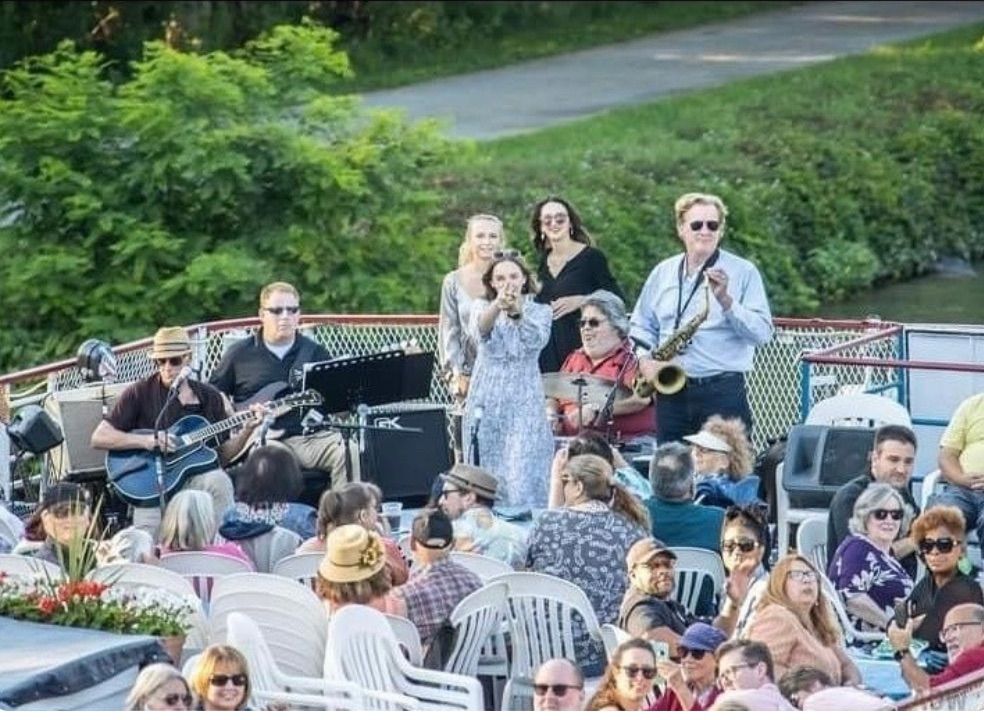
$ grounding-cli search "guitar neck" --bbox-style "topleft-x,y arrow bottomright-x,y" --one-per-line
180,410 -> 254,446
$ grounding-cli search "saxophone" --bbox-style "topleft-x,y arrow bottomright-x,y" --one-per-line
633,281 -> 711,397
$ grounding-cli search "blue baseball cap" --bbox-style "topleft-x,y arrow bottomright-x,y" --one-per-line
679,623 -> 727,653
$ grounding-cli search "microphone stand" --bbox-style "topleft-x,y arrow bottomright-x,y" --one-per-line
470,407 -> 483,466
596,341 -> 636,445
152,375 -> 184,519
303,416 -> 420,486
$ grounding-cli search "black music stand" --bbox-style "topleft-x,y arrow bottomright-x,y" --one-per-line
301,350 -> 436,483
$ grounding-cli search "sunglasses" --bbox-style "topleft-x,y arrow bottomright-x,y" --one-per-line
263,306 -> 299,316
209,673 -> 247,687
46,502 -> 88,519
155,356 -> 185,367
678,648 -> 708,661
919,537 -> 959,555
689,220 -> 720,232
162,693 -> 193,708
533,683 -> 583,697
620,665 -> 657,679
871,508 -> 904,521
493,249 -> 521,260
579,318 -> 604,329
722,538 -> 759,554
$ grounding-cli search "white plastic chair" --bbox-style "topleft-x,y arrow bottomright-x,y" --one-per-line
670,547 -> 725,615
0,509 -> 22,549
325,604 -> 484,711
0,553 -> 62,579
159,550 -> 253,604
398,534 -> 413,566
209,572 -> 327,678
224,611 -> 418,711
819,572 -> 884,645
449,551 -> 512,582
494,571 -> 603,710
273,551 -> 322,590
445,581 -> 509,678
600,623 -> 632,660
386,614 -> 424,667
918,469 -> 981,568
235,526 -> 302,573
795,516 -> 829,575
87,562 -> 208,650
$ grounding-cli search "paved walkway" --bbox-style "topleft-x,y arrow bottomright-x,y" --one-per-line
362,1 -> 984,140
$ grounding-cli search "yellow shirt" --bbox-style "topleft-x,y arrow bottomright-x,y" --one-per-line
940,393 -> 984,474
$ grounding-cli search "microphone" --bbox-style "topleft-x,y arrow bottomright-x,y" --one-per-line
630,336 -> 652,353
357,403 -> 370,453
258,412 -> 276,446
301,408 -> 324,434
170,365 -> 193,394
470,407 -> 483,466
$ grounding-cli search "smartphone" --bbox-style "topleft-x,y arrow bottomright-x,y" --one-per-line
893,599 -> 909,629
650,640 -> 670,662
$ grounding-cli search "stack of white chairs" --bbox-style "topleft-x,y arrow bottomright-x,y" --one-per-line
449,551 -> 512,581
272,551 -> 322,590
208,572 -> 327,678
0,553 -> 61,579
325,604 -> 483,711
158,550 -> 253,605
235,526 -> 302,573
385,614 -> 424,666
669,547 -> 725,615
795,516 -> 829,574
445,581 -> 509,678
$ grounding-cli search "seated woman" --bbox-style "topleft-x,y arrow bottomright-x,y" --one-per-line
188,644 -> 252,711
891,505 -> 983,663
745,554 -> 862,685
719,504 -> 771,637
585,638 -> 658,711
685,415 -> 760,509
548,290 -> 655,444
124,662 -> 193,711
561,431 -> 652,502
220,444 -> 316,541
296,482 -> 408,586
14,482 -> 96,568
650,623 -> 726,711
158,489 -> 254,569
828,484 -> 914,634
314,524 -> 397,615
528,454 -> 649,673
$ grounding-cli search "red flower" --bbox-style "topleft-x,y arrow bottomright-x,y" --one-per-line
36,596 -> 58,615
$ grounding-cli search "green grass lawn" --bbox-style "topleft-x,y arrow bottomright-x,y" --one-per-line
419,24 -> 984,317
339,1 -> 797,91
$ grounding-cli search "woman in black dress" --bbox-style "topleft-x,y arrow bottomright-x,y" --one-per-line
530,196 -> 623,372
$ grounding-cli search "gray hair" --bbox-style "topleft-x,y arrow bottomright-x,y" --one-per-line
124,663 -> 190,710
649,442 -> 694,501
582,290 -> 629,338
848,484 -> 911,538
160,489 -> 216,551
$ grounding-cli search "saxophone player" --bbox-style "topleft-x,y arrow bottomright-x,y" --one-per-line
629,193 -> 773,444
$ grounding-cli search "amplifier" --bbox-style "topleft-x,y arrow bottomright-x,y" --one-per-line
43,382 -> 130,481
362,404 -> 451,503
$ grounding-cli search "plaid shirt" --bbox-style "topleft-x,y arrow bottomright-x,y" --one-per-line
396,556 -> 482,648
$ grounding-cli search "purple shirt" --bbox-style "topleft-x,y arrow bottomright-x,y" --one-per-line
829,534 -> 913,634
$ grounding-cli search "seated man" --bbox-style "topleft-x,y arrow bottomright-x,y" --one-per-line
714,640 -> 794,710
827,424 -> 919,576
533,658 -> 586,712
644,442 -> 724,553
931,392 -> 984,542
889,602 -> 984,694
209,281 -> 358,487
778,666 -> 892,710
387,508 -> 482,666
91,327 -> 255,538
547,290 -> 655,444
437,463 -> 527,569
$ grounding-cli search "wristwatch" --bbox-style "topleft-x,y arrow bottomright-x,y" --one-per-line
893,647 -> 911,661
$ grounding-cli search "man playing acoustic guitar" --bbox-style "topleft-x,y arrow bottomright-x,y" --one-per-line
92,326 -> 261,540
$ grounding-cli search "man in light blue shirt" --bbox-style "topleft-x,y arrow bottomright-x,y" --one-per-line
630,193 -> 772,443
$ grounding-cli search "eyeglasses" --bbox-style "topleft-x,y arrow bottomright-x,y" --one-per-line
788,569 -> 818,583
263,306 -> 300,316
46,503 -> 87,519
688,220 -> 720,232
722,538 -> 759,554
579,318 -> 605,329
162,693 -> 193,708
939,621 -> 984,642
678,648 -> 708,661
870,508 -> 904,521
540,213 -> 569,226
155,357 -> 185,367
533,683 -> 583,697
919,537 -> 959,555
493,249 -> 520,260
619,665 -> 657,679
719,663 -> 753,680
209,673 -> 247,687
440,488 -> 462,499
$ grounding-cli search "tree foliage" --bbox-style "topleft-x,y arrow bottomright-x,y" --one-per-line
0,21 -> 457,371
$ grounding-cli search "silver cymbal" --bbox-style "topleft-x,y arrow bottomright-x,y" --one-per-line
541,372 -> 631,406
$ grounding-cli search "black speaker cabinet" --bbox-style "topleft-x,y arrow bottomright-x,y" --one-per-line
782,424 -> 876,509
362,404 -> 451,503
7,405 -> 64,455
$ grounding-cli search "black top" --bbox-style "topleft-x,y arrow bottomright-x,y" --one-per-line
907,572 -> 984,652
107,375 -> 227,433
617,586 -> 697,637
535,245 -> 623,372
826,473 -> 920,577
209,333 -> 330,436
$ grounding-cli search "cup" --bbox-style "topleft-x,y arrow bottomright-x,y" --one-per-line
381,501 -> 403,535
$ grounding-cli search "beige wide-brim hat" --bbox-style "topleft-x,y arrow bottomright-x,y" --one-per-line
319,524 -> 386,583
147,326 -> 193,360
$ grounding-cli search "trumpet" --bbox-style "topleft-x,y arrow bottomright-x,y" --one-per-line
634,281 -> 710,397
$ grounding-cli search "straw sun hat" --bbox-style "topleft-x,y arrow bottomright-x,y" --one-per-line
319,525 -> 386,583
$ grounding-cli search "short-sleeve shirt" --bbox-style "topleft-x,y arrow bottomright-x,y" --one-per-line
107,375 -> 227,433
617,586 -> 696,637
829,534 -> 914,635
939,393 -> 984,474
395,557 -> 482,650
930,644 -> 984,687
908,572 -> 984,652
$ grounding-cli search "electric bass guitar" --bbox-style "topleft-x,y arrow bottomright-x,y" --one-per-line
106,389 -> 322,507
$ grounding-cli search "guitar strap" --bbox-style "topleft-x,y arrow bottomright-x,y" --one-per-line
286,336 -> 320,390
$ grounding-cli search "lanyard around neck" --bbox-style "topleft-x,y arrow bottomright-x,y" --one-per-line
674,249 -> 719,330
